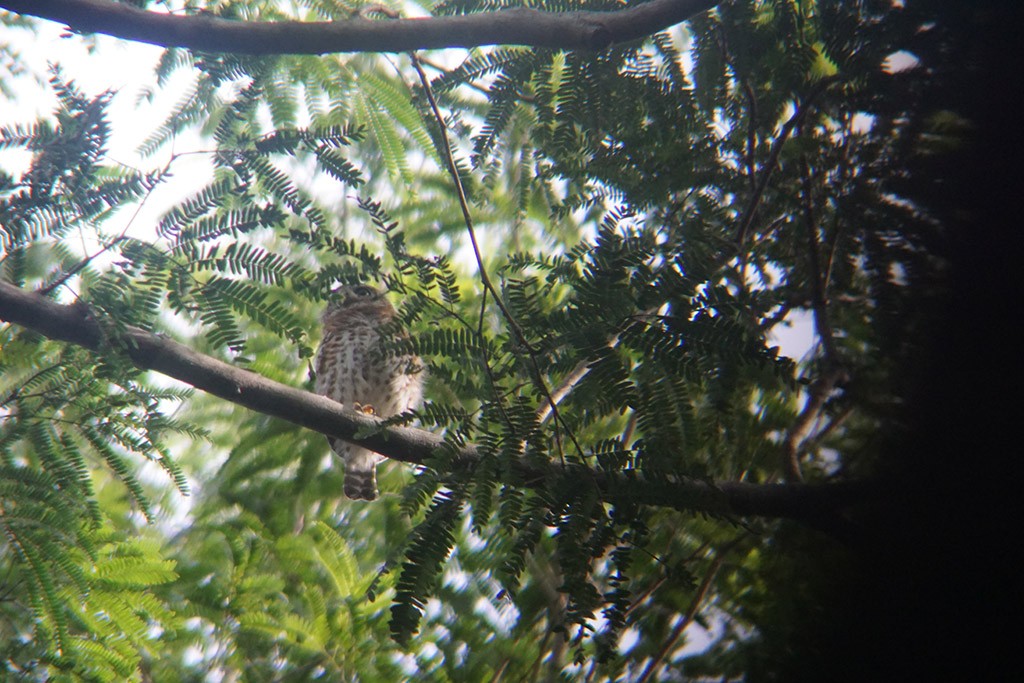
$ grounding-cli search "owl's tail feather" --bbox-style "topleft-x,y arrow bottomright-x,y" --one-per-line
344,468 -> 378,501
332,442 -> 381,500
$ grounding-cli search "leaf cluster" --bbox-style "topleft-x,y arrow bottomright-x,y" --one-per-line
0,0 -> 958,679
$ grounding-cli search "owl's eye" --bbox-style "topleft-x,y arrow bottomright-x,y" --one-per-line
351,285 -> 375,297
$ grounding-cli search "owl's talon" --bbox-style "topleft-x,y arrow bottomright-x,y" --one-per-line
353,402 -> 377,416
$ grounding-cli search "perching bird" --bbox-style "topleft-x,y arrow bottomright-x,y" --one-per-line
314,284 -> 423,500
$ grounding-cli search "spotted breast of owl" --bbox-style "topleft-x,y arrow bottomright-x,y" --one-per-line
313,284 -> 423,500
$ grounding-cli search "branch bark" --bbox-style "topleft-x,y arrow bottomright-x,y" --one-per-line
0,0 -> 718,54
0,280 -> 880,521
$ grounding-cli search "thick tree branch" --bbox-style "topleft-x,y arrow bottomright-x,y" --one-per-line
0,280 -> 881,521
0,0 -> 718,54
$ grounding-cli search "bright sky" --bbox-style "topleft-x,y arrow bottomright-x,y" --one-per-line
4,19 -> 164,153
2,15 -> 214,254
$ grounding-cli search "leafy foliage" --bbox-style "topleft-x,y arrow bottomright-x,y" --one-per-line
0,0 -> 967,679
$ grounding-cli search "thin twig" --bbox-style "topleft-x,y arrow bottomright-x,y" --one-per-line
782,370 -> 841,482
409,52 -> 586,463
37,158 -> 168,297
408,55 -> 527,353
620,411 -> 638,454
802,403 -> 854,455
635,537 -> 743,683
535,357 -> 592,425
798,154 -> 841,365
736,74 -> 759,294
734,77 -> 836,248
533,331 -> 621,425
718,29 -> 758,193
743,79 -> 759,194
417,55 -> 494,99
780,149 -> 851,481
35,235 -> 128,297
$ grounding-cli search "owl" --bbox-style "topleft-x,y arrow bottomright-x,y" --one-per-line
314,284 -> 423,500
